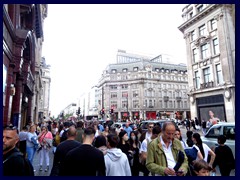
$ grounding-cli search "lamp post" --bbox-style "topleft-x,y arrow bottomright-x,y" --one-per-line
126,93 -> 128,120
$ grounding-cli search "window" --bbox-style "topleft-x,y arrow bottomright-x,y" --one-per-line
149,100 -> 153,107
133,67 -> 138,71
207,126 -> 221,138
199,24 -> 206,36
203,67 -> 211,83
197,5 -> 203,12
192,48 -> 198,63
110,93 -> 117,98
122,92 -> 128,98
122,100 -> 128,108
210,19 -> 217,30
133,100 -> 139,108
121,84 -> 128,89
110,85 -> 118,90
111,69 -> 117,73
122,68 -> 128,72
121,75 -> 128,80
195,71 -> 200,89
110,101 -> 117,109
213,38 -> 219,55
216,64 -> 223,84
201,43 -> 208,59
147,72 -> 152,78
191,30 -> 196,41
189,12 -> 193,18
133,91 -> 138,97
132,84 -> 138,89
159,100 -> 162,108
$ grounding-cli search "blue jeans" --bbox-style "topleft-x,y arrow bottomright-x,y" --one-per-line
26,146 -> 36,164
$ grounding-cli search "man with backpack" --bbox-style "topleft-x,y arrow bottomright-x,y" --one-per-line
3,125 -> 34,176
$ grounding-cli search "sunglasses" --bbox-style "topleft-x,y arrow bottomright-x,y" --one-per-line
149,126 -> 154,128
4,125 -> 18,133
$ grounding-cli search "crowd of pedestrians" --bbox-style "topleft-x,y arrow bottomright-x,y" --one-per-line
3,117 -> 235,176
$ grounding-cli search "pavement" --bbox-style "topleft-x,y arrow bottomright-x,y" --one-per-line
32,148 -> 54,176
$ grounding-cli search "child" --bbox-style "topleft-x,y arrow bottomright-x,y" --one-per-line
193,159 -> 212,176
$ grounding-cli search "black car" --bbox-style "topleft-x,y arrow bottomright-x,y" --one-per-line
139,119 -> 177,132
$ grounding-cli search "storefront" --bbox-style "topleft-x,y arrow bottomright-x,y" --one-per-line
121,112 -> 129,121
132,111 -> 139,120
197,94 -> 226,125
146,111 -> 156,120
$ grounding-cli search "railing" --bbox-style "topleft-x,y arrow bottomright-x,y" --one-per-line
200,81 -> 214,89
163,96 -> 169,101
176,97 -> 182,101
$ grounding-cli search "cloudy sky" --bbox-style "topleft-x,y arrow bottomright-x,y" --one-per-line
42,4 -> 188,117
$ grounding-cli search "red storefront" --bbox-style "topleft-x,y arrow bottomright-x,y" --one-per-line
132,111 -> 139,120
146,111 -> 156,120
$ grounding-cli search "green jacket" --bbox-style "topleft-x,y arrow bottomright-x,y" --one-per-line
146,136 -> 188,176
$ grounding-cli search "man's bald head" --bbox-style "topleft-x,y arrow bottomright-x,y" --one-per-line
67,126 -> 77,138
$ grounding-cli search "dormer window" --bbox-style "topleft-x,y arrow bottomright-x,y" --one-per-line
197,5 -> 203,12
133,67 -> 138,71
122,68 -> 128,72
155,68 -> 160,72
111,69 -> 117,73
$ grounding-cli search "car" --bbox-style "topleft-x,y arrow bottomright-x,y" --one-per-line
110,122 -> 135,132
139,119 -> 176,132
201,122 -> 235,158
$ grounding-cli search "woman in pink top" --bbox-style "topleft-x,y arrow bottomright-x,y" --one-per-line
38,126 -> 53,172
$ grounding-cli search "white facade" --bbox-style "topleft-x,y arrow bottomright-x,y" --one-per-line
178,4 -> 235,122
97,50 -> 189,121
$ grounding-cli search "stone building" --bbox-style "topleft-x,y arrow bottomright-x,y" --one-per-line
37,57 -> 51,120
3,4 -> 48,129
178,4 -> 235,122
97,50 -> 189,121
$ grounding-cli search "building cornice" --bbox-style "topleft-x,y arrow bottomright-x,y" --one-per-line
178,4 -> 220,32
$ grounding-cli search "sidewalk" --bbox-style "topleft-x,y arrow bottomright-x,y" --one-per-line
32,148 -> 54,176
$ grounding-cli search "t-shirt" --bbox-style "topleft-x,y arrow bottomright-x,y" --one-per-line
194,143 -> 211,162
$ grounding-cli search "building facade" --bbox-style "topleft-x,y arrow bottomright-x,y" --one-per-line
178,4 -> 235,123
97,50 -> 189,121
37,57 -> 51,120
3,4 -> 48,129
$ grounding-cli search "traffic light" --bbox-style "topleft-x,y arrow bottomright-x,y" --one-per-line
102,108 -> 105,114
111,108 -> 114,114
78,107 -> 81,115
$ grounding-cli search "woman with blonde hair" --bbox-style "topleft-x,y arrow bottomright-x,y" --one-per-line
38,126 -> 53,172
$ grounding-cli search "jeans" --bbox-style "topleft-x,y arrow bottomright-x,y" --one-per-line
26,146 -> 36,164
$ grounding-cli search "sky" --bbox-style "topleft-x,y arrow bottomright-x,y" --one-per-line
42,4 -> 188,117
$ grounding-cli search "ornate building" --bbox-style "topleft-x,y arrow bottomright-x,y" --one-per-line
97,50 -> 189,121
38,57 -> 51,120
3,4 -> 48,129
178,4 -> 235,122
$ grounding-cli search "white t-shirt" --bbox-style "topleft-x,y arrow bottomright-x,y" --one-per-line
193,143 -> 211,162
145,131 -> 152,141
140,138 -> 151,153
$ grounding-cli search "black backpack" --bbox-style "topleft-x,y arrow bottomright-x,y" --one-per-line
6,152 -> 34,176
